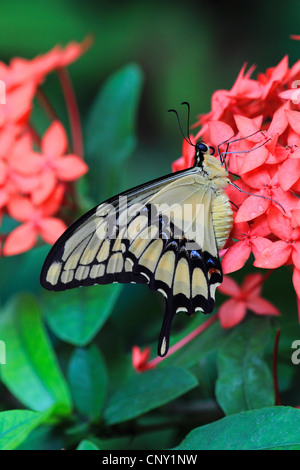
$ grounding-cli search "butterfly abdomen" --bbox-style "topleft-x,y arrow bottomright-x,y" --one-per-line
211,192 -> 233,250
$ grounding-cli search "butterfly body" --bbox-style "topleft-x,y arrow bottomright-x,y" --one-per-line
41,143 -> 233,356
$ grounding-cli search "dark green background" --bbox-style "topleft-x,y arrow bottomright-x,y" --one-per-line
2,0 -> 300,182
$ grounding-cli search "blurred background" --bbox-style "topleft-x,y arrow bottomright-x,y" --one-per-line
1,0 -> 300,179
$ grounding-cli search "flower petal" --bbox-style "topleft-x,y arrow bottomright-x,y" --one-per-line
286,109 -> 300,135
132,346 -> 153,373
221,240 -> 251,274
42,121 -> 68,157
217,275 -> 241,297
292,267 -> 300,304
208,120 -> 234,148
218,298 -> 246,328
235,194 -> 269,223
53,155 -> 88,181
251,236 -> 275,259
292,242 -> 300,270
38,217 -> 67,244
254,240 -> 292,268
278,157 -> 300,191
240,145 -> 269,173
3,223 -> 37,256
267,205 -> 293,240
246,297 -> 280,316
241,273 -> 263,296
31,170 -> 57,205
234,115 -> 259,140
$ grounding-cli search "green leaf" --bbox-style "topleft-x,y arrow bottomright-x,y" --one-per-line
68,345 -> 108,421
162,316 -> 226,369
215,317 -> 274,415
174,406 -> 300,450
103,366 -> 198,425
0,245 -> 49,302
77,439 -> 100,450
0,295 -> 72,416
0,410 -> 46,450
43,283 -> 122,346
85,63 -> 144,201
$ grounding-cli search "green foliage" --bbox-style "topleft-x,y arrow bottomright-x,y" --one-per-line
76,439 -> 100,450
174,407 -> 300,450
43,284 -> 122,346
216,317 -> 275,414
84,63 -> 144,202
0,295 -> 72,416
0,410 -> 48,451
103,366 -> 198,425
68,345 -> 108,421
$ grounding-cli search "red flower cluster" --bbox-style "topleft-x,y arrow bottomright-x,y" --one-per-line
173,56 -> 300,323
0,40 -> 89,255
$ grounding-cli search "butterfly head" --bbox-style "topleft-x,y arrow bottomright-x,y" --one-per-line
194,141 -> 214,167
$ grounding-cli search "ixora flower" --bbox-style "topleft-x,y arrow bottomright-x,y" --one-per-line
0,39 -> 89,256
192,55 -> 300,323
10,121 -> 88,205
3,189 -> 67,256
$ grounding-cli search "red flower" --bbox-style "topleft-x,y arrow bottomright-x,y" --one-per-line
172,135 -> 196,172
218,274 -> 280,328
1,37 -> 91,91
11,121 -> 88,204
0,40 -> 89,256
3,188 -> 66,256
132,346 -> 154,373
221,215 -> 271,274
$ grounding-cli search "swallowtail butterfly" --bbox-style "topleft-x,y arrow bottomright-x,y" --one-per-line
41,137 -> 233,357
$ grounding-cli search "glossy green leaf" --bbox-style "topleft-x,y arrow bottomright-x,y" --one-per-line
103,366 -> 198,425
0,410 -> 46,450
43,284 -> 122,346
215,317 -> 274,415
0,245 -> 49,302
0,295 -> 72,415
174,406 -> 300,450
68,345 -> 108,421
85,63 -> 144,201
77,439 -> 100,450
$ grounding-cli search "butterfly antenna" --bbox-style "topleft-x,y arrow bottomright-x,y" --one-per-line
181,101 -> 191,141
168,107 -> 193,146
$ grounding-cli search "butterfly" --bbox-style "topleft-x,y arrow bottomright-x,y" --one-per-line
40,132 -> 233,357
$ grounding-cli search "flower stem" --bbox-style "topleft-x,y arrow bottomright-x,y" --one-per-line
27,124 -> 41,148
273,328 -> 281,406
147,313 -> 219,368
57,67 -> 83,158
36,87 -> 59,122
